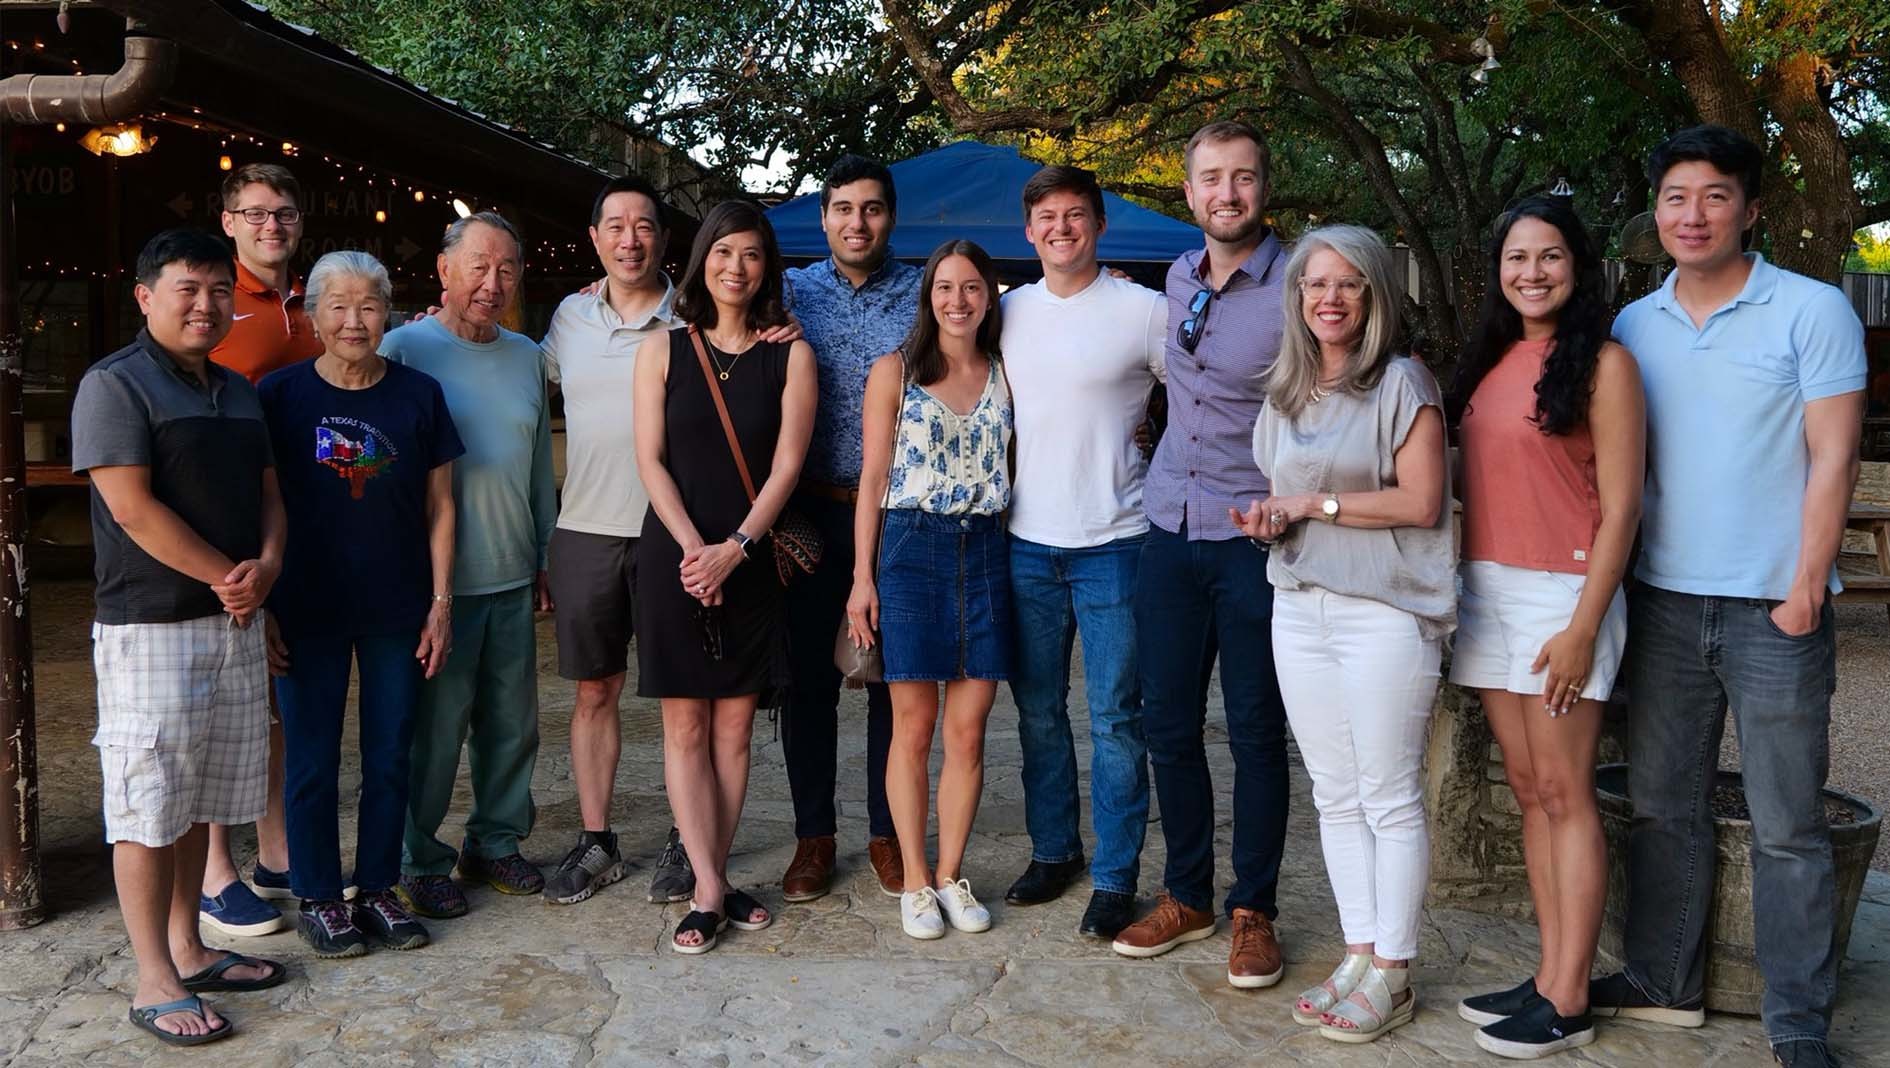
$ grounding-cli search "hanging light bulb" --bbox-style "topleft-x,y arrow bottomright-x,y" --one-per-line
218,154 -> 232,171
79,123 -> 156,157
375,210 -> 388,223
413,189 -> 425,203
451,198 -> 472,219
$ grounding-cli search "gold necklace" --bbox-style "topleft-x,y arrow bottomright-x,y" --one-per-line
707,341 -> 745,381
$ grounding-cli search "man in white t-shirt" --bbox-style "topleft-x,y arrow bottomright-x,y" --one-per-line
538,176 -> 688,908
1000,165 -> 1167,940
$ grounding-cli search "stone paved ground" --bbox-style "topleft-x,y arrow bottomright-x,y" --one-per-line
3,580 -> 1885,1067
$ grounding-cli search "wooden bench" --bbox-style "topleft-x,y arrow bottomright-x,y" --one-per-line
1838,503 -> 1890,617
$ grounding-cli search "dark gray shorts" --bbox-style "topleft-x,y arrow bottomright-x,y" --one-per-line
547,527 -> 636,681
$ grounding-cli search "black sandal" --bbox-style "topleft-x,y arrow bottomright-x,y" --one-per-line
672,909 -> 721,955
181,951 -> 287,993
723,890 -> 772,932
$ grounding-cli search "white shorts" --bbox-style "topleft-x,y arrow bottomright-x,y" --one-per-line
92,615 -> 270,846
1449,560 -> 1626,702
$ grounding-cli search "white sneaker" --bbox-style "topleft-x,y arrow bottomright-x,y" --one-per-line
935,878 -> 992,933
901,887 -> 946,940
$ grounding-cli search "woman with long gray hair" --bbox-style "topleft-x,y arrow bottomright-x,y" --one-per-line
1235,224 -> 1454,1042
258,250 -> 464,960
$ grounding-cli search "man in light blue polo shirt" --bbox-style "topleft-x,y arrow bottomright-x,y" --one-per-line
1593,126 -> 1865,1068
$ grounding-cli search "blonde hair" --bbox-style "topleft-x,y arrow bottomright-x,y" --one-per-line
1265,224 -> 1404,421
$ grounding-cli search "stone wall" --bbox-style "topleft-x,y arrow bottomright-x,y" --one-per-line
1422,683 -> 1629,907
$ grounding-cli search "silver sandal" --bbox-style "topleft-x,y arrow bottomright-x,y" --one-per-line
1293,952 -> 1371,1025
1319,963 -> 1416,1043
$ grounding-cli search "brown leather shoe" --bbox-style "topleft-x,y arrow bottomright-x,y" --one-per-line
1227,907 -> 1284,988
781,836 -> 835,902
867,835 -> 903,897
1110,891 -> 1215,958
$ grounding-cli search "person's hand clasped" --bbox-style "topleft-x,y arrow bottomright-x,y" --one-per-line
214,557 -> 280,627
845,577 -> 879,650
680,541 -> 743,604
1531,626 -> 1595,716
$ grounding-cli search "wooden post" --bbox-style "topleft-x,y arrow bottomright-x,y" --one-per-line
0,176 -> 45,930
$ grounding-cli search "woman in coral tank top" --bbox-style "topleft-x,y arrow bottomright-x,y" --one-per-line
1447,195 -> 1646,1059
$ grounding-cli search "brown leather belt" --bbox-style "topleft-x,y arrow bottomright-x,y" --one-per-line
799,480 -> 860,505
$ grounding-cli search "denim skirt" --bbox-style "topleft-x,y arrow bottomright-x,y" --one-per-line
877,508 -> 1013,682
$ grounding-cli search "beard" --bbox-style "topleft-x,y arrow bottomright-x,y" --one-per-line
1198,207 -> 1264,245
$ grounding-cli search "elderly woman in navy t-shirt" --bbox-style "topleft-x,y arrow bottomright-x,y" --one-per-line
257,250 -> 462,960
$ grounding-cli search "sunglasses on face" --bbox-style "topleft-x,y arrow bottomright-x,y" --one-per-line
1177,287 -> 1214,353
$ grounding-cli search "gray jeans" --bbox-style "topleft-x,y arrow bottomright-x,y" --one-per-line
1623,583 -> 1839,1047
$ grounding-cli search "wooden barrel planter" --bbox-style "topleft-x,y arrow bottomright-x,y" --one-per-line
1594,763 -> 1882,1014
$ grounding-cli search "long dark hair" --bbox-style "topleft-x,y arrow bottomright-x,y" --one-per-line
899,240 -> 1003,387
673,200 -> 789,331
1448,195 -> 1609,436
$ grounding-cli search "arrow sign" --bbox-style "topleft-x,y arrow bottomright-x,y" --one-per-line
395,236 -> 423,262
166,193 -> 193,218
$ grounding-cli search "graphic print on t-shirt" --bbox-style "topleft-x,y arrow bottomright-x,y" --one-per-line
314,416 -> 398,499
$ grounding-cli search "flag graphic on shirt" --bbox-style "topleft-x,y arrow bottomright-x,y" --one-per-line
315,420 -> 396,499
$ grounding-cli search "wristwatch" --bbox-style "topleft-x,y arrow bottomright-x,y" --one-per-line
727,530 -> 754,557
1320,494 -> 1341,522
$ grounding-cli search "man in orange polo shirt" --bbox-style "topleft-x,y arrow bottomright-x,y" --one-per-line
198,163 -> 322,939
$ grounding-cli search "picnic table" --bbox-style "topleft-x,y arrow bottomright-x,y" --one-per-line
1839,503 -> 1890,613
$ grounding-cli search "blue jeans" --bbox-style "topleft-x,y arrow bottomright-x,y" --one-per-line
1137,523 -> 1289,918
1008,534 -> 1148,895
1623,584 -> 1839,1048
275,630 -> 422,900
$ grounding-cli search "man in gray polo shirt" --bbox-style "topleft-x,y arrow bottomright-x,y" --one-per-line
72,228 -> 289,1045
539,175 -> 688,907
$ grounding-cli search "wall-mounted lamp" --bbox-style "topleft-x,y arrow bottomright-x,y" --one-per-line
79,123 -> 155,157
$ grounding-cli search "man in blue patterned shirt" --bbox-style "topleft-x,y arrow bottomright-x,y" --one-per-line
778,156 -> 923,903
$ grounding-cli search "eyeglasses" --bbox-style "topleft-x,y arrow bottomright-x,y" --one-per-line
1177,287 -> 1214,353
231,207 -> 302,226
1297,276 -> 1368,300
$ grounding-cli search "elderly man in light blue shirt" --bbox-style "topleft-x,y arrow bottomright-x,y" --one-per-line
384,212 -> 557,920
1592,126 -> 1864,1068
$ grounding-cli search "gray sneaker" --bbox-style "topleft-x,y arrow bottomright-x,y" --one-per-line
545,831 -> 627,906
647,826 -> 695,903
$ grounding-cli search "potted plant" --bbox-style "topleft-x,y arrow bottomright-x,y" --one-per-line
1594,763 -> 1882,1014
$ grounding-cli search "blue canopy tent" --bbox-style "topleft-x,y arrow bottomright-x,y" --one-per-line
766,141 -> 1201,283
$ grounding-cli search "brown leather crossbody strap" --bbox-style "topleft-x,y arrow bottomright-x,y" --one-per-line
688,326 -> 759,503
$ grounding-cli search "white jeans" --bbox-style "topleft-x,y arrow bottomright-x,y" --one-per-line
1272,587 -> 1441,960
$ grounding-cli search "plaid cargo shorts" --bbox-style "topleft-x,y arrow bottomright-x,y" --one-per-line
91,613 -> 270,846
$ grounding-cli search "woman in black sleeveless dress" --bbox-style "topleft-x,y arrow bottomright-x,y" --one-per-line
632,201 -> 816,955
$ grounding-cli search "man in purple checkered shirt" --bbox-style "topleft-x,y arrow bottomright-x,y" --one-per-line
1111,122 -> 1292,990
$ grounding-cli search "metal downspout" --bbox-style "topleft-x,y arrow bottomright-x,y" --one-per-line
0,19 -> 177,930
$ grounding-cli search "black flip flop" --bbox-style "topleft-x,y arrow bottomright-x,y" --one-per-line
181,951 -> 287,993
672,909 -> 721,955
723,890 -> 772,932
128,994 -> 233,1046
